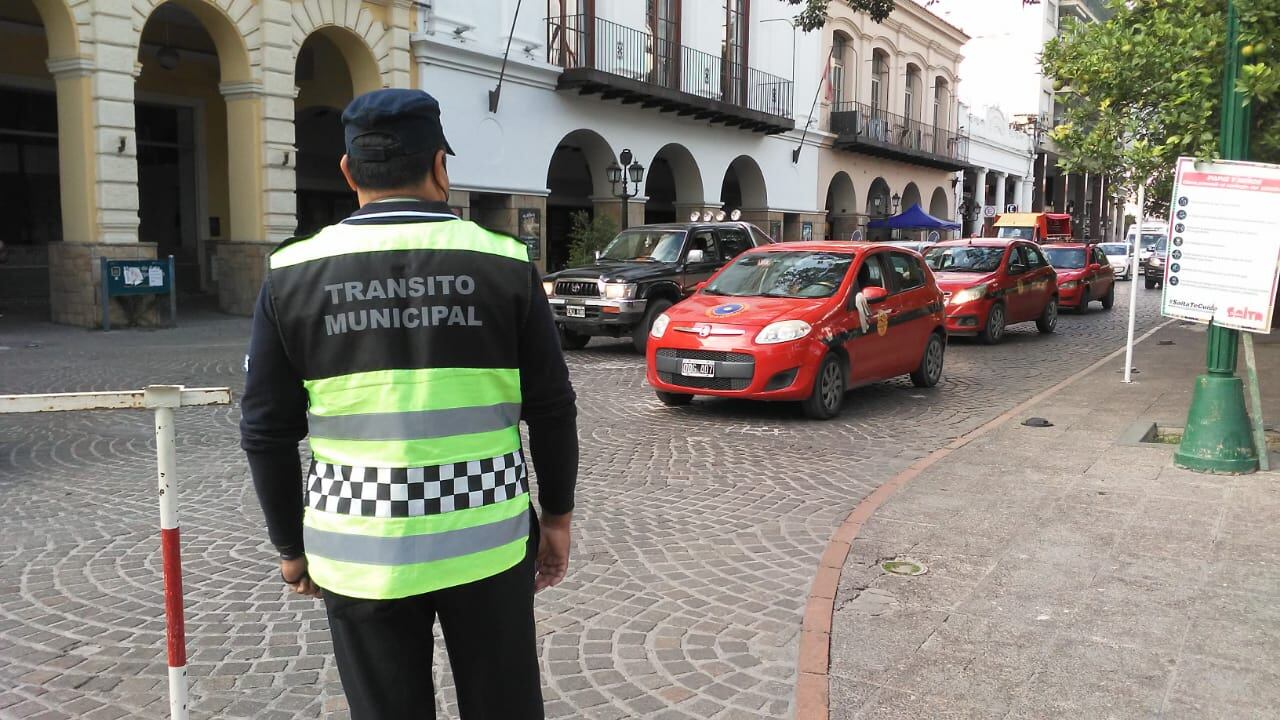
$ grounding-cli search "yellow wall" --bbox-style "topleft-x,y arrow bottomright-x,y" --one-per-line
1,30 -> 54,79
296,34 -> 356,111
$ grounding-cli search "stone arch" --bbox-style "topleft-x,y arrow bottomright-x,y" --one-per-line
645,143 -> 704,223
929,186 -> 950,219
720,155 -> 767,211
825,171 -> 857,241
133,0 -> 254,84
901,182 -> 922,211
291,1 -> 391,90
545,128 -> 618,270
866,176 -> 891,241
30,0 -> 80,57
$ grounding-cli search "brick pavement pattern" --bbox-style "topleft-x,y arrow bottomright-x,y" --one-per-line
0,287 -> 1164,719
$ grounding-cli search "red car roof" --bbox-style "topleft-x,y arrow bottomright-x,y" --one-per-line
932,238 -> 1018,248
747,241 -> 918,255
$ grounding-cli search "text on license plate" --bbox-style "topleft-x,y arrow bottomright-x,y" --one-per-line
680,360 -> 715,377
566,305 -> 586,318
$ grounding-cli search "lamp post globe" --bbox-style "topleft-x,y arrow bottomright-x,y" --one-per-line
628,161 -> 645,185
606,161 -> 622,186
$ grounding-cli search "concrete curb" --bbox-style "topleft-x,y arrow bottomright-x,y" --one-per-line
791,319 -> 1176,720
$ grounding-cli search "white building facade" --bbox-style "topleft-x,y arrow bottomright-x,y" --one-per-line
957,103 -> 1035,236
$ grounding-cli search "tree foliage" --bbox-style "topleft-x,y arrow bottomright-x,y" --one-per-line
565,210 -> 618,269
786,0 -> 898,30
1041,0 -> 1280,215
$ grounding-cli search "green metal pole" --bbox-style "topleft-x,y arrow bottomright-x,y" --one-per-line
1174,0 -> 1259,474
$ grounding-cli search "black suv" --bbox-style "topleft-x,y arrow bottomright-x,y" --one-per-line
545,221 -> 775,352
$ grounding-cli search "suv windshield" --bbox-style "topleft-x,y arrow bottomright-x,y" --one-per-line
600,229 -> 686,262
1043,247 -> 1087,270
706,251 -> 852,299
1153,238 -> 1168,255
1098,243 -> 1129,257
1141,233 -> 1165,249
924,246 -> 1006,273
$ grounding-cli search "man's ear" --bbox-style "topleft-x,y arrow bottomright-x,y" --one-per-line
339,155 -> 358,192
432,149 -> 450,195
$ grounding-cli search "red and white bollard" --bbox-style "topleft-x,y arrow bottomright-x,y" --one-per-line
0,385 -> 231,720
146,386 -> 189,720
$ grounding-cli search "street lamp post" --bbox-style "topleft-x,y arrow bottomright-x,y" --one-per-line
607,148 -> 645,231
890,192 -> 901,240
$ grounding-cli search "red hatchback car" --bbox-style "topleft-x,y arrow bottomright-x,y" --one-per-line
923,238 -> 1059,344
1041,243 -> 1116,312
645,242 -> 947,419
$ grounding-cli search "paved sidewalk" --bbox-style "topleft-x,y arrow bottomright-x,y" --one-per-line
827,323 -> 1280,719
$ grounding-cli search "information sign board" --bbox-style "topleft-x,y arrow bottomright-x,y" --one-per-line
1160,157 -> 1280,333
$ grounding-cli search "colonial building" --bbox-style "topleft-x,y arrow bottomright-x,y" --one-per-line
814,0 -> 968,243
957,103 -> 1035,237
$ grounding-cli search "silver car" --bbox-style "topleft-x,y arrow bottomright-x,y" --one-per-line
1097,242 -> 1134,280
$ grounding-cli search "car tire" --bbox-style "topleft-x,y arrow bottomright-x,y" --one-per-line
910,332 -> 945,388
1144,276 -> 1157,290
559,326 -> 590,350
980,303 -> 1006,345
1101,283 -> 1115,310
656,391 -> 693,407
632,298 -> 673,354
802,353 -> 846,420
1036,297 -> 1058,334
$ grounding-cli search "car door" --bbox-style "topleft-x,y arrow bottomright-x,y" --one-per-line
883,251 -> 934,373
1020,243 -> 1056,316
1090,246 -> 1114,300
1002,244 -> 1034,322
843,252 -> 895,382
680,228 -> 722,295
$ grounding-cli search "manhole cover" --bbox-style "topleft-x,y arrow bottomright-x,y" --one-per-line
1023,417 -> 1054,427
881,558 -> 928,576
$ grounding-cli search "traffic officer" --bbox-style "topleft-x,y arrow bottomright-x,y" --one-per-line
240,88 -> 579,719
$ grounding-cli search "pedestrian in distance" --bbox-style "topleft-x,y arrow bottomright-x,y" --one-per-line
240,87 -> 579,720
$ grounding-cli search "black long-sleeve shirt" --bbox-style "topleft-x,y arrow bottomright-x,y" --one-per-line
239,201 -> 578,558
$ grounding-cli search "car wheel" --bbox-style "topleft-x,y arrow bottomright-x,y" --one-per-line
1144,276 -> 1157,290
980,303 -> 1006,345
632,298 -> 673,354
910,333 -> 945,388
802,353 -> 846,420
559,326 -> 590,350
1036,297 -> 1058,334
1101,283 -> 1115,310
656,391 -> 693,407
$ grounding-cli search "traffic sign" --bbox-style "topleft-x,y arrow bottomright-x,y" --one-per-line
1160,157 -> 1280,333
982,205 -> 996,218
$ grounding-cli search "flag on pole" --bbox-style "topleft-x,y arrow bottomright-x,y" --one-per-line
822,52 -> 833,102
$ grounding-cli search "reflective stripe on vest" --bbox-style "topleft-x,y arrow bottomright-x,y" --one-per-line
269,220 -> 533,599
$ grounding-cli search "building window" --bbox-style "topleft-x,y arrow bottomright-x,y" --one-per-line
904,64 -> 921,123
870,50 -> 888,115
722,0 -> 748,104
831,33 -> 848,106
648,0 -> 680,88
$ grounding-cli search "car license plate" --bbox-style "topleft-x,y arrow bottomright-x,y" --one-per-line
566,305 -> 586,318
681,360 -> 715,377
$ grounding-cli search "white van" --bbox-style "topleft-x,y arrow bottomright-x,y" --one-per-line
1125,222 -> 1167,274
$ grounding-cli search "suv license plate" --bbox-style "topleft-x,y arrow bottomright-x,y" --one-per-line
681,360 -> 715,377
566,305 -> 586,318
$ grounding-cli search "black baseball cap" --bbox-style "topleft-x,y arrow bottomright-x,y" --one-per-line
341,89 -> 455,161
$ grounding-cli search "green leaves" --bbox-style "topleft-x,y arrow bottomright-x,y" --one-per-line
785,0 -> 898,31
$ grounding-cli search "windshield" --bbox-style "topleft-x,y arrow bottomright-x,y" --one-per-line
600,229 -> 686,262
705,251 -> 853,299
996,227 -> 1034,240
1154,238 -> 1168,254
1043,247 -> 1087,270
1098,244 -> 1129,257
1140,233 -> 1165,248
924,246 -> 1006,273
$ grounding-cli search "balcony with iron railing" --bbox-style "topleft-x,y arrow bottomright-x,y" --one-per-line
829,101 -> 969,171
546,14 -> 794,134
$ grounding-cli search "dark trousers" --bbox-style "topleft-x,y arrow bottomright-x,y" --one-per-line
322,537 -> 543,720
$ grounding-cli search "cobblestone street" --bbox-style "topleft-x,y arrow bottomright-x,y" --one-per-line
0,286 -> 1165,719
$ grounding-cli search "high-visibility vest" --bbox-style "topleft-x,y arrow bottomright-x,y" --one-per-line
267,218 -> 535,599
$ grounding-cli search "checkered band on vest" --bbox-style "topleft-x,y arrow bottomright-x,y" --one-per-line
307,450 -> 527,518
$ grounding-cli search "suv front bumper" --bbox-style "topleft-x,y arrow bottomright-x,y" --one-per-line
548,297 -> 649,332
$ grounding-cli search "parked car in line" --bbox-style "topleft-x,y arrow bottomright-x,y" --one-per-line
646,242 -> 946,420
1143,236 -> 1170,289
1097,242 -> 1135,280
923,238 -> 1059,344
544,221 -> 775,352
1126,222 -> 1167,273
1043,243 -> 1116,312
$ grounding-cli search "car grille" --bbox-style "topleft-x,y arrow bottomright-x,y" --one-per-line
555,280 -> 599,297
655,349 -> 753,363
657,373 -> 750,391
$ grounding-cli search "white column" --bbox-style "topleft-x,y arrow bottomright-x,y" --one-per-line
1021,178 -> 1035,213
972,168 -> 988,235
993,171 -> 1007,213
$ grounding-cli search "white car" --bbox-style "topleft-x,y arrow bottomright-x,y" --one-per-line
1097,242 -> 1134,280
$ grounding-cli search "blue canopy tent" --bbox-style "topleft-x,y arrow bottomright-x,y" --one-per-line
867,203 -> 961,231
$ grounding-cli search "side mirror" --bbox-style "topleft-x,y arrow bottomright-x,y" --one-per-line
686,249 -> 705,264
861,286 -> 889,303
1008,263 -> 1026,275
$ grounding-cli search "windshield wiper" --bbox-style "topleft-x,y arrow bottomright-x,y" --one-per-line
702,287 -> 727,295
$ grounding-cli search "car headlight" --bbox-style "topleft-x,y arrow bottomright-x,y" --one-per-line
755,320 -> 811,345
1060,280 -> 1079,290
542,280 -> 555,296
949,283 -> 990,305
650,313 -> 671,339
1150,257 -> 1164,266
603,282 -> 638,300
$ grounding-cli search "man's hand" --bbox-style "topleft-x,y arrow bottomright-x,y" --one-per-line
535,512 -> 572,593
280,556 -> 321,598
